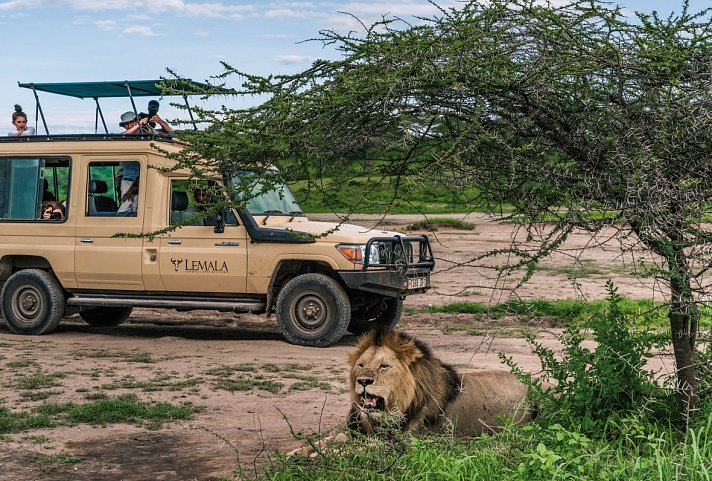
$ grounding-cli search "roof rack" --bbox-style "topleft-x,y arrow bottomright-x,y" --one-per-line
0,133 -> 177,143
18,79 -> 234,135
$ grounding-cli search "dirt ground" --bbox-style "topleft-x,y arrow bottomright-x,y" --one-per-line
0,214 -> 675,481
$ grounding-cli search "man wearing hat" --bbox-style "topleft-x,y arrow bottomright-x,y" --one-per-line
119,109 -> 172,136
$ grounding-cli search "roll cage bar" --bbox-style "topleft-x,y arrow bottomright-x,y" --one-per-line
18,79 -> 233,135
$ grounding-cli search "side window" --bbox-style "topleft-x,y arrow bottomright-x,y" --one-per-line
87,161 -> 140,217
0,156 -> 70,221
169,179 -> 237,226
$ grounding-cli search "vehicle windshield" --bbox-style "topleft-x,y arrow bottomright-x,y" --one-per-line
229,171 -> 303,215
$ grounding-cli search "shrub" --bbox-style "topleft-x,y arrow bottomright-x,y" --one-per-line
502,281 -> 674,433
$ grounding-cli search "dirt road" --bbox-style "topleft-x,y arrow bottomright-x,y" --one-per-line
0,215 -> 672,481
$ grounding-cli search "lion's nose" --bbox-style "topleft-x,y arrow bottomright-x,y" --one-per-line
357,377 -> 374,387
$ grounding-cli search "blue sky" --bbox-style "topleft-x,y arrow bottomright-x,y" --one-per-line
0,0 -> 707,134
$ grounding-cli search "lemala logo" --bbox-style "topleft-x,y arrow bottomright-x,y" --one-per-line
170,258 -> 229,273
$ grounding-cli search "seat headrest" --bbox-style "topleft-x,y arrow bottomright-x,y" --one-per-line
89,180 -> 109,194
172,190 -> 189,211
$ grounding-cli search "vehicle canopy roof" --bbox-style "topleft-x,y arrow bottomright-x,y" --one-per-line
18,78 -> 233,135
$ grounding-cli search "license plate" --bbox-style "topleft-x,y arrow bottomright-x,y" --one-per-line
407,276 -> 429,290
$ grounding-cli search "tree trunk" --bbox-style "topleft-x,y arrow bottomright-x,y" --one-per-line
668,260 -> 700,416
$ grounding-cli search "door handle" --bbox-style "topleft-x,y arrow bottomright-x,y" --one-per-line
215,241 -> 240,246
80,238 -> 94,243
168,239 -> 182,245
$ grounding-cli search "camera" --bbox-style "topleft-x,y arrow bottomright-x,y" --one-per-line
147,100 -> 159,128
51,211 -> 62,220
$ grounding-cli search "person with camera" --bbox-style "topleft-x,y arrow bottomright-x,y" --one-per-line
119,100 -> 172,135
41,201 -> 65,220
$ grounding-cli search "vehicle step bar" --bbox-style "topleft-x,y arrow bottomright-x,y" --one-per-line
67,295 -> 265,313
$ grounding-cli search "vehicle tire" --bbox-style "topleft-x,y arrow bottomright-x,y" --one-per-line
275,273 -> 351,347
347,297 -> 404,335
0,269 -> 65,335
80,307 -> 133,327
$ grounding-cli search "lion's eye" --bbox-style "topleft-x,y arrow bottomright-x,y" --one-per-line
357,363 -> 364,368
379,364 -> 390,370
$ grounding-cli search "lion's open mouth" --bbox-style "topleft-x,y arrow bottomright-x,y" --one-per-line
361,393 -> 385,411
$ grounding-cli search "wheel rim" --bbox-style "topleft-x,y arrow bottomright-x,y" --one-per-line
11,284 -> 44,325
291,293 -> 329,333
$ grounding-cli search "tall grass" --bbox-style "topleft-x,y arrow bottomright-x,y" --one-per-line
262,417 -> 712,481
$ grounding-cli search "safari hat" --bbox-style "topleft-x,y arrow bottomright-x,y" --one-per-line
119,111 -> 138,127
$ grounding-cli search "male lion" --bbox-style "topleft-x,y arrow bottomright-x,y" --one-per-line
348,329 -> 534,437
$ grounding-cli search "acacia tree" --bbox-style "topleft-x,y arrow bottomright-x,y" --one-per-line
171,0 -> 712,412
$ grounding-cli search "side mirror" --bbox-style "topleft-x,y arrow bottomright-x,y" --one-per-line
213,211 -> 225,234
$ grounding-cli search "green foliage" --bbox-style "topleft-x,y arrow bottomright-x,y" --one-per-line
291,177 -> 485,214
213,377 -> 283,394
0,394 -> 199,433
262,413 -> 712,480
34,394 -> 200,429
427,296 -> 669,328
0,407 -> 54,434
405,217 -> 476,232
501,282 -> 674,432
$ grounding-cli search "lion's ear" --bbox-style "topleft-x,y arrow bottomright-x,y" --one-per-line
348,330 -> 376,366
393,336 -> 424,366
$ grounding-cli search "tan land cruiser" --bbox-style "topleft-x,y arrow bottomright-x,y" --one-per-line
0,81 -> 434,347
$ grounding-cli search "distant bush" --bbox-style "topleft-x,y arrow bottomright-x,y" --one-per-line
405,217 -> 476,231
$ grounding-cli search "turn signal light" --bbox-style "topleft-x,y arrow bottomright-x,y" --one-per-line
337,245 -> 363,263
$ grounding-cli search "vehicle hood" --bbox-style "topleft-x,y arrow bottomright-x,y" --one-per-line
283,220 -> 402,243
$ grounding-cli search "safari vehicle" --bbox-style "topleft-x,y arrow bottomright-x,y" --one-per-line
0,80 -> 434,347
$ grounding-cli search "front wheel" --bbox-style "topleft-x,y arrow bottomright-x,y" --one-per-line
348,297 -> 404,335
80,307 -> 133,327
0,269 -> 65,335
275,273 -> 350,347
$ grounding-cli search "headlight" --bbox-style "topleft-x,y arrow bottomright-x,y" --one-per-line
337,243 -> 381,265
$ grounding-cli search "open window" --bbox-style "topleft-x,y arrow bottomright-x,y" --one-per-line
169,179 -> 237,226
86,161 -> 140,217
0,156 -> 70,221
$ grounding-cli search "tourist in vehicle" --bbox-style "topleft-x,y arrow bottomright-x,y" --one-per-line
119,107 -> 172,136
184,187 -> 217,226
42,179 -> 56,201
117,177 -> 139,216
41,201 -> 65,220
8,105 -> 35,136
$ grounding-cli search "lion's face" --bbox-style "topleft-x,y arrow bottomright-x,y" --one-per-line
349,343 -> 420,427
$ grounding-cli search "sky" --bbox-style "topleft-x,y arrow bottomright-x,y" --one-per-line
0,0 -> 707,134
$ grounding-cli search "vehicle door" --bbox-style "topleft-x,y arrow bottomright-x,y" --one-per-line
156,180 -> 248,294
74,159 -> 146,290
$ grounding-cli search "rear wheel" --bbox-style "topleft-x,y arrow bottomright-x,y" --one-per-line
80,307 -> 133,327
275,273 -> 350,347
348,297 -> 403,335
0,269 -> 65,335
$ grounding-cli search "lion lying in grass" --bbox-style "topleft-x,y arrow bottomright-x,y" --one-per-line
289,329 -> 534,455
347,329 -> 534,437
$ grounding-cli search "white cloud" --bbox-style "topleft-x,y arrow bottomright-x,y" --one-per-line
0,1 -> 26,10
274,54 -> 315,65
194,29 -> 210,36
94,20 -> 116,30
122,25 -> 161,36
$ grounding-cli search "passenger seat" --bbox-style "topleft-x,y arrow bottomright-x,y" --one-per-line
88,180 -> 118,215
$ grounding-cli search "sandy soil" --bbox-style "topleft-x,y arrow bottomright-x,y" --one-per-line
0,215 -> 674,481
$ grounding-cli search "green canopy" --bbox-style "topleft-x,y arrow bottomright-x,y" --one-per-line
18,79 -> 229,99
